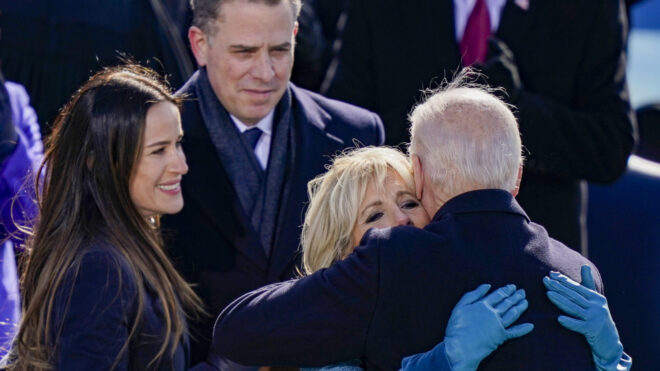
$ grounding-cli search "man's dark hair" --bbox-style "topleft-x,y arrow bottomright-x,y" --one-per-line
190,0 -> 302,36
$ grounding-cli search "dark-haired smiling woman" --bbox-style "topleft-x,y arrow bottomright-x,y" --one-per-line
2,65 -> 206,370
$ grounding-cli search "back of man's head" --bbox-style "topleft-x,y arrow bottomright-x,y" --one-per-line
408,71 -> 522,201
190,0 -> 302,36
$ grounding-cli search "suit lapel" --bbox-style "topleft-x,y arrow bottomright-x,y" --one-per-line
182,97 -> 268,273
497,0 -> 535,54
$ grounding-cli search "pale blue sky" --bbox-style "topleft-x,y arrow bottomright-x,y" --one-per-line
628,0 -> 660,108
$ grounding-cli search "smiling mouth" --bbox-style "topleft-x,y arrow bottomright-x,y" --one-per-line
157,182 -> 180,192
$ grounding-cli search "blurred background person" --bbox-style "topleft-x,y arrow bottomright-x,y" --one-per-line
0,69 -> 42,357
0,0 -> 193,136
290,0 -> 349,92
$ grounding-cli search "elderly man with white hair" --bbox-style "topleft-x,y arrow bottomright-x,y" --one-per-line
211,74 -> 630,371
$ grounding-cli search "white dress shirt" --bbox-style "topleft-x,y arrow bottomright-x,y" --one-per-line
454,0 -> 508,42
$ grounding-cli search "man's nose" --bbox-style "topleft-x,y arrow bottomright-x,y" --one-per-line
251,52 -> 275,81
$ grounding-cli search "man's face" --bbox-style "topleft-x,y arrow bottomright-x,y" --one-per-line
190,1 -> 297,125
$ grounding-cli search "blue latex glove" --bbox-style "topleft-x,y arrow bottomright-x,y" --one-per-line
543,265 -> 631,371
402,284 -> 534,371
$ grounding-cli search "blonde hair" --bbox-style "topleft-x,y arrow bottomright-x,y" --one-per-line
301,147 -> 415,274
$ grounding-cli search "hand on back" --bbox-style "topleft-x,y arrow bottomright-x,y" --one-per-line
544,265 -> 629,371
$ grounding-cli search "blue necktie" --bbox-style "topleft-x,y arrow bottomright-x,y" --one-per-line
243,127 -> 262,150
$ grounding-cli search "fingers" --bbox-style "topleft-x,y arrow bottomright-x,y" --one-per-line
483,284 -> 517,307
543,276 -> 590,308
500,298 -> 528,327
546,291 -> 587,319
494,288 -> 526,312
455,284 -> 492,307
548,271 -> 596,299
504,323 -> 534,339
580,265 -> 597,290
557,315 -> 586,334
551,271 -> 607,308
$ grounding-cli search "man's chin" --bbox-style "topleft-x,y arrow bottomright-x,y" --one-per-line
243,102 -> 278,118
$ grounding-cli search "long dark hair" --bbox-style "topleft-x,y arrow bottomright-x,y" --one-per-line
8,65 -> 204,370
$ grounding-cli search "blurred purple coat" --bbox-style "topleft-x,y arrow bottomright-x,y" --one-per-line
0,81 -> 43,353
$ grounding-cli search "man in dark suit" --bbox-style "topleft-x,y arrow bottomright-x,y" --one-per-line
213,79 -> 611,370
161,0 -> 384,365
325,0 -> 636,253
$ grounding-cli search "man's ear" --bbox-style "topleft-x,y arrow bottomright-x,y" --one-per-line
412,154 -> 424,200
189,26 -> 209,66
293,21 -> 299,37
511,164 -> 523,197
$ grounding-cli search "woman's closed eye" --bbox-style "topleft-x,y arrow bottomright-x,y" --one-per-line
401,199 -> 420,209
365,212 -> 383,224
151,147 -> 166,155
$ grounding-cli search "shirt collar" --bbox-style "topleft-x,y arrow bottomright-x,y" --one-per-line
230,110 -> 274,136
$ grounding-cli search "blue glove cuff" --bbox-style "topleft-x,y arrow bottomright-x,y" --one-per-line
400,342 -> 453,371
444,339 -> 480,371
593,347 -> 632,371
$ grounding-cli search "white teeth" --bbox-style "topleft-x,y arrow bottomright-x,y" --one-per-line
158,183 -> 180,191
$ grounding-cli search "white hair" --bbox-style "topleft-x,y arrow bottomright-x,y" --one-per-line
408,69 -> 522,198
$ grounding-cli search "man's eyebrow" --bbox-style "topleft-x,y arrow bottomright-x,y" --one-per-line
229,44 -> 259,52
270,42 -> 292,49
229,42 -> 292,51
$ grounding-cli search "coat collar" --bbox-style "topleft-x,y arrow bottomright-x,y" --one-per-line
289,84 -> 333,134
432,189 -> 530,223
